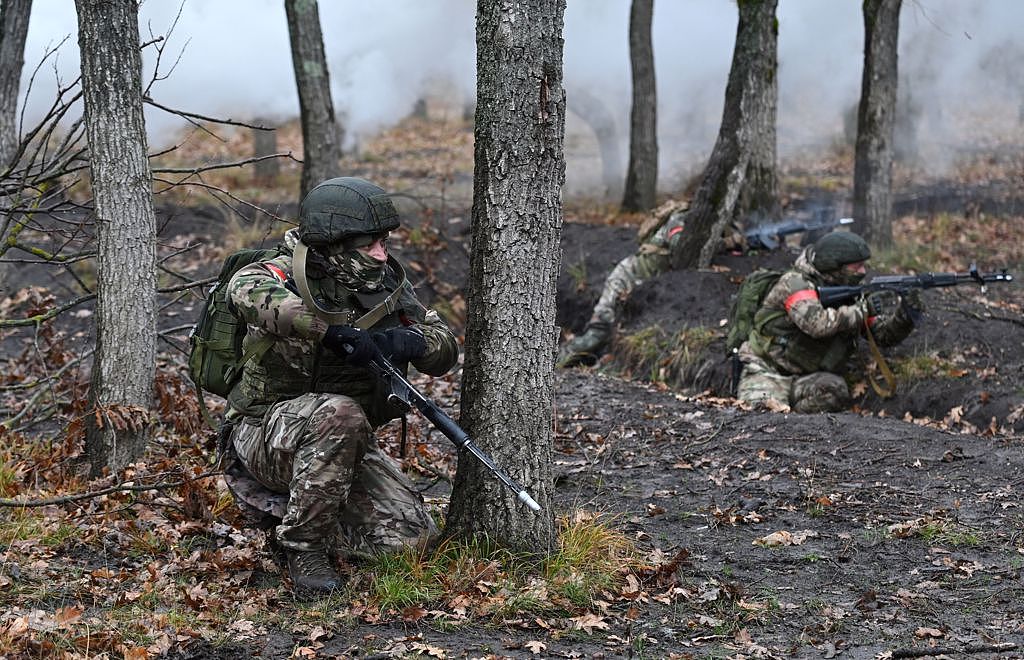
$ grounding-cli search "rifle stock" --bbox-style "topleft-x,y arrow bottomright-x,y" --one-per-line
366,353 -> 543,514
817,264 -> 1014,308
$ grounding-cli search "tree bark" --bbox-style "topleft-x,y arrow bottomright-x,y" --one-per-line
252,119 -> 280,185
567,87 -> 622,201
445,0 -> 565,553
853,0 -> 901,249
620,0 -> 657,213
75,0 -> 157,475
285,0 -> 342,200
0,0 -> 32,167
669,0 -> 780,270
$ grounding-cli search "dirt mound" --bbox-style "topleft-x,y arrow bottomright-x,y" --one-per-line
550,220 -> 1024,435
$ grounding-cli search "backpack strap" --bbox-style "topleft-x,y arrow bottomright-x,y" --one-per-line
292,239 -> 408,329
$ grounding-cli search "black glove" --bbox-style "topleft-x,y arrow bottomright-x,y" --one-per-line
372,326 -> 427,362
866,290 -> 901,318
321,325 -> 378,366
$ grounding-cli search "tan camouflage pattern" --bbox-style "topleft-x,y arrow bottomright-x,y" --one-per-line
580,206 -> 744,331
225,228 -> 458,418
222,227 -> 453,557
737,246 -> 867,411
326,247 -> 386,292
230,392 -> 438,555
588,214 -> 678,328
742,247 -> 866,374
737,353 -> 851,413
558,207 -> 743,366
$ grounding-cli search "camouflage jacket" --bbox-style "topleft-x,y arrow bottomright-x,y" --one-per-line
747,247 -> 866,375
225,229 -> 459,422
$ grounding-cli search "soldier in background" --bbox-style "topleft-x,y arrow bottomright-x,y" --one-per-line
556,200 -> 743,367
222,177 -> 459,594
736,232 -> 915,412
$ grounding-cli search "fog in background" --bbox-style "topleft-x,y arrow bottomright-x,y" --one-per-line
19,0 -> 1024,198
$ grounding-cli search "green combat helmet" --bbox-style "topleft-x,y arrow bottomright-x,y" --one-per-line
812,232 -> 871,273
299,177 -> 401,247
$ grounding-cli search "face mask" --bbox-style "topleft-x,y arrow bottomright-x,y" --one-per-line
326,248 -> 386,292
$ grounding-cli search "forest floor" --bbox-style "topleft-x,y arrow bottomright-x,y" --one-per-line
0,116 -> 1023,659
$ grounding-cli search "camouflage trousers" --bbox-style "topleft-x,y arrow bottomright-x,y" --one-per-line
229,392 -> 438,557
736,353 -> 851,413
587,218 -> 676,328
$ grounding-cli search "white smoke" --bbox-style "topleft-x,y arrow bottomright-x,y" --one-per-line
18,0 -> 1023,196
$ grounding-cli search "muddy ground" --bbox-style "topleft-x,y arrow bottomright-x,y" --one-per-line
180,193 -> 1021,658
2,188 -> 1023,658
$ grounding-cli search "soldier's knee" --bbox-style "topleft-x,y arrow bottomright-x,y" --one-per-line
307,395 -> 371,438
792,373 -> 850,413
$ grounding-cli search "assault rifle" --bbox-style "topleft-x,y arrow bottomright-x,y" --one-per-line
365,352 -> 543,514
746,216 -> 854,251
818,264 -> 1014,307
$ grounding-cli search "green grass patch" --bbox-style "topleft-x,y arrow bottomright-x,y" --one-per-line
917,521 -> 983,547
357,512 -> 641,618
892,352 -> 964,380
614,324 -> 718,387
566,259 -> 588,293
0,510 -> 81,547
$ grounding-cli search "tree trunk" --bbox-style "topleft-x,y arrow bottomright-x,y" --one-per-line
75,0 -> 157,476
620,0 -> 657,213
252,119 -> 280,185
853,0 -> 901,249
445,0 -> 565,553
669,0 -> 780,270
0,0 -> 32,167
285,0 -> 342,200
567,87 -> 622,201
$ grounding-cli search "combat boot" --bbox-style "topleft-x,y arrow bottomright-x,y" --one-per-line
556,322 -> 612,368
286,549 -> 343,594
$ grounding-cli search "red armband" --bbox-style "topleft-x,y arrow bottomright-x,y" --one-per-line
264,263 -> 287,282
784,289 -> 818,313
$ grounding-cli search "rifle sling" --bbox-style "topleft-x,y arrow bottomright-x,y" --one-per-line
292,239 -> 408,329
863,321 -> 897,398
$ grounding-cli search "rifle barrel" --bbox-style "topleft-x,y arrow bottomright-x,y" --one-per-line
369,355 -> 542,513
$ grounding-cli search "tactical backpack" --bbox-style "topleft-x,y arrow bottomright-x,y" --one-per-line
188,247 -> 281,424
724,268 -> 783,353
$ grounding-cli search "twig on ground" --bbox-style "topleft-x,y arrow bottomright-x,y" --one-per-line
0,469 -> 223,508
891,642 -> 1017,658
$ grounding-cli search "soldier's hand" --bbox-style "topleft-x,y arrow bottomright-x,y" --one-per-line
373,326 -> 427,362
866,290 -> 901,318
322,325 -> 378,366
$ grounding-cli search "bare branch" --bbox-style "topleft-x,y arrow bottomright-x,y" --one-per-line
0,470 -> 223,508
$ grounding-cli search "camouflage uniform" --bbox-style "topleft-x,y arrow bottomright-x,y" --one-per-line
736,246 -> 866,412
557,201 -> 744,367
224,228 -> 458,558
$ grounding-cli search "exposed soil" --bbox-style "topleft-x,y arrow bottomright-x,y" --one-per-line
2,185 -> 1023,658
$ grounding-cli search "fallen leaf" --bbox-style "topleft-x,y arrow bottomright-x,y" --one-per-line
524,640 -> 546,654
570,612 -> 609,634
915,627 -> 945,639
410,642 -> 447,658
